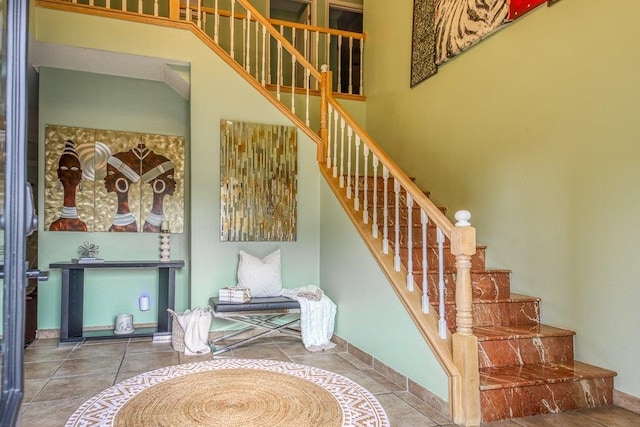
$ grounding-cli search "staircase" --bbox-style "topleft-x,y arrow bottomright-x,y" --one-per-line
35,0 -> 618,424
361,177 -> 616,422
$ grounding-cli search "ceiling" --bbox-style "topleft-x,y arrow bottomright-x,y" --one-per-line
26,41 -> 191,162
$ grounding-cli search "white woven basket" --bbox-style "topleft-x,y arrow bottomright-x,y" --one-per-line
167,309 -> 185,352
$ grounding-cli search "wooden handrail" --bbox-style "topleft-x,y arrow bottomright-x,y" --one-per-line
235,0 -> 321,82
181,3 -> 365,40
325,93 -> 454,238
269,17 -> 366,40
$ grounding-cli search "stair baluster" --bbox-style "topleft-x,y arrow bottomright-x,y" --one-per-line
393,178 -> 401,271
406,194 -> 414,291
421,210 -> 429,313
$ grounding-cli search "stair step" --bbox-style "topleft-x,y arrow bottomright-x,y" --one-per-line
479,361 -> 616,422
414,269 -> 511,300
369,206 -> 447,227
355,186 -> 431,201
399,245 -> 486,269
476,324 -> 575,368
387,223 -> 442,243
439,293 -> 540,331
352,175 -> 416,186
471,294 -> 540,327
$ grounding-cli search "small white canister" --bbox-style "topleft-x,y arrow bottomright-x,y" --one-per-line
114,313 -> 134,335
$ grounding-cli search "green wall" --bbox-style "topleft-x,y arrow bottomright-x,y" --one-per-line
364,0 -> 640,398
319,179 -> 449,398
38,67 -> 191,328
35,8 -> 322,330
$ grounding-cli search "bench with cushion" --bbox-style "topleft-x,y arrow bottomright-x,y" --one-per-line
208,296 -> 301,355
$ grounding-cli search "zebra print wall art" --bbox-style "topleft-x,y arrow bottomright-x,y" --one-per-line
411,0 -> 563,87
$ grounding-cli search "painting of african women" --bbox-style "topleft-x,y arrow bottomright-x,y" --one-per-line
44,124 -> 184,233
220,120 -> 297,242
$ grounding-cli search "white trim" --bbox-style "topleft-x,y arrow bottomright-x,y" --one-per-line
268,0 -> 317,25
328,0 -> 363,13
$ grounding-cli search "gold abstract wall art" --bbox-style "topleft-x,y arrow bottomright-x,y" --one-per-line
220,120 -> 297,242
44,124 -> 185,233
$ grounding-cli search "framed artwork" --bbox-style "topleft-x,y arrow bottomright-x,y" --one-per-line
44,124 -> 185,233
220,120 -> 297,242
410,0 -> 437,87
411,0 -> 561,87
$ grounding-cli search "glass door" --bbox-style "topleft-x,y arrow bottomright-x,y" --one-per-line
1,0 -> 32,425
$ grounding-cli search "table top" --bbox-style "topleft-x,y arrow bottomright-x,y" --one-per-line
49,260 -> 185,269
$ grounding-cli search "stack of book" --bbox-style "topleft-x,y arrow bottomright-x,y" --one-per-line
72,257 -> 105,264
218,286 -> 251,303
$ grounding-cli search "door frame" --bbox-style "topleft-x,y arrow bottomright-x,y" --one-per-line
326,0 -> 363,20
268,0 -> 317,26
0,0 -> 30,425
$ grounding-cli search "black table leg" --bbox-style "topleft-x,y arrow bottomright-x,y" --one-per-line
157,266 -> 176,334
60,268 -> 84,342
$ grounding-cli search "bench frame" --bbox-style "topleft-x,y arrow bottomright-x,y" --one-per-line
208,297 -> 301,355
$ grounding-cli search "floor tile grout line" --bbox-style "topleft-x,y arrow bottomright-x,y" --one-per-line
111,338 -> 130,386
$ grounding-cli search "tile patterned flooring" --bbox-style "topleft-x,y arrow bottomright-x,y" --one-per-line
17,335 -> 640,426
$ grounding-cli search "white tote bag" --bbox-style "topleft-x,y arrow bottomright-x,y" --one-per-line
176,306 -> 213,355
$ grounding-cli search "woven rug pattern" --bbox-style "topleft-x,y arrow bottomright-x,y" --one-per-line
65,358 -> 390,426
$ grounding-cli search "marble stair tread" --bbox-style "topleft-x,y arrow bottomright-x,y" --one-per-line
475,292 -> 539,303
412,267 -> 511,275
395,242 -> 488,250
441,292 -> 539,304
403,247 -> 487,270
416,269 -> 513,301
474,324 -> 576,342
479,361 -> 617,390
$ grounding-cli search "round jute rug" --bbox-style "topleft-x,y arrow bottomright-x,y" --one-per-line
65,358 -> 390,427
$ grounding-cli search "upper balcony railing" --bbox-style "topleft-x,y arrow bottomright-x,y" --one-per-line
61,0 -> 365,97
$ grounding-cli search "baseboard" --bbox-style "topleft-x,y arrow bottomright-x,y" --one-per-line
36,323 -> 158,340
331,334 -> 451,418
614,389 -> 640,414
36,329 -> 60,339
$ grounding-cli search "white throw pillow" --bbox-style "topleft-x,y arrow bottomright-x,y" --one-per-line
237,249 -> 282,297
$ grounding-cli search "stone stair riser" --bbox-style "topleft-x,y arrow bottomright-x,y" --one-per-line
398,246 -> 486,270
369,207 -> 445,226
440,301 -> 540,331
472,301 -> 540,327
413,271 -> 512,301
480,377 -> 614,422
387,224 -> 442,244
478,335 -> 574,369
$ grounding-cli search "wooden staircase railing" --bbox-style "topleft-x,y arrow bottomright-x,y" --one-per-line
35,0 -> 479,424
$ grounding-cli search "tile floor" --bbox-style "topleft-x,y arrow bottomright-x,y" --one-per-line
16,335 -> 640,426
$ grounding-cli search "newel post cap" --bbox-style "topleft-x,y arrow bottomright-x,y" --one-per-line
452,210 -> 476,256
455,210 -> 472,227
321,64 -> 330,72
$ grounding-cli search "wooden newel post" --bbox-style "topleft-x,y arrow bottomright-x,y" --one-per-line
451,210 -> 475,335
319,64 -> 332,163
451,210 -> 480,426
169,0 -> 180,20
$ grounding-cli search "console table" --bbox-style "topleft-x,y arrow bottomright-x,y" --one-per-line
49,260 -> 185,343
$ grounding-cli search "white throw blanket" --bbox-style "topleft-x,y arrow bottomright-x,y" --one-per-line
281,285 -> 337,352
176,307 -> 213,356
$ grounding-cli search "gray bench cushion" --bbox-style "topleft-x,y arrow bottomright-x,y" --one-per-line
209,296 -> 300,313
